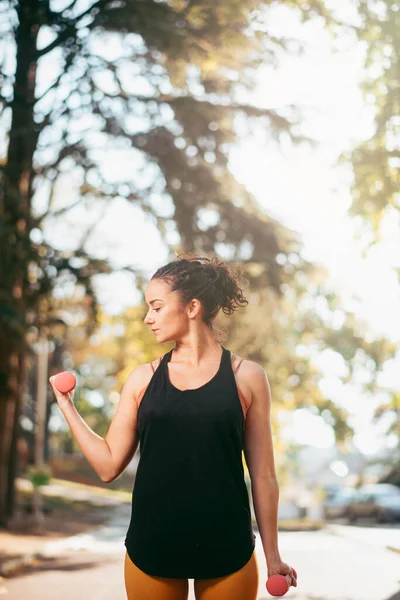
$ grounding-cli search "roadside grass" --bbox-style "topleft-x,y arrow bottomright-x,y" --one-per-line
0,486 -> 123,570
25,477 -> 133,503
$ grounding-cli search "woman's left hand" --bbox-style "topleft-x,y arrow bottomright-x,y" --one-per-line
267,559 -> 297,587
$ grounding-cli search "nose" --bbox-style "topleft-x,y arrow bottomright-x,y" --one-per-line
144,310 -> 153,325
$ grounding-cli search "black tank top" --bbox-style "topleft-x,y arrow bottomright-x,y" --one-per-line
124,345 -> 256,579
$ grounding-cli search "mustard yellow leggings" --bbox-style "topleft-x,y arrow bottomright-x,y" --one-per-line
124,551 -> 259,600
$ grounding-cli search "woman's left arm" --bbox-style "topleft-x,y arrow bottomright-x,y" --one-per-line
241,361 -> 296,586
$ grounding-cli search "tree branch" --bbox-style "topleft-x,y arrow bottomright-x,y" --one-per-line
36,0 -> 109,58
36,24 -> 77,58
35,69 -> 66,104
37,197 -> 85,225
76,200 -> 109,252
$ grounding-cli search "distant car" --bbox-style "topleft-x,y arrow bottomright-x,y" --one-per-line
323,487 -> 356,520
347,484 -> 400,523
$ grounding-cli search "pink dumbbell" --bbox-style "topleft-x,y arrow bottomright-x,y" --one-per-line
53,371 -> 76,393
266,568 -> 297,597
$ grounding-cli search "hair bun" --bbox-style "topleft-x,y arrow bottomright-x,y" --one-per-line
152,252 -> 248,322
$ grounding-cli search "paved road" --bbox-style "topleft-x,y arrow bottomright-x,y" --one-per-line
2,512 -> 400,599
261,528 -> 400,600
327,521 -> 400,553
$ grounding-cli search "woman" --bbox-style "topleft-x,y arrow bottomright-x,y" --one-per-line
50,254 -> 297,600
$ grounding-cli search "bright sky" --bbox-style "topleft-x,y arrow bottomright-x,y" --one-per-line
36,4 -> 399,457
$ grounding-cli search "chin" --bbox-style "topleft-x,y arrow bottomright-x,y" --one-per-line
158,334 -> 174,344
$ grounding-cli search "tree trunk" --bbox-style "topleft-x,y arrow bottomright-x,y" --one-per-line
0,0 -> 40,526
6,367 -> 25,519
0,350 -> 21,526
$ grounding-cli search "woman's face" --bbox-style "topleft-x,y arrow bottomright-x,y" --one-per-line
144,278 -> 192,343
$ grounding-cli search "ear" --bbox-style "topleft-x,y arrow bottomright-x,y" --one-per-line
187,298 -> 202,320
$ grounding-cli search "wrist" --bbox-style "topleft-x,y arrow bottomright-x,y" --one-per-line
59,399 -> 75,414
266,552 -> 281,566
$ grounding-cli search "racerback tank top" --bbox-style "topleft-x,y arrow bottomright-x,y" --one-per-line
124,345 -> 256,579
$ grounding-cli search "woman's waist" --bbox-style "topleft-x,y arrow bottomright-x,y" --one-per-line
132,480 -> 251,525
130,497 -> 253,542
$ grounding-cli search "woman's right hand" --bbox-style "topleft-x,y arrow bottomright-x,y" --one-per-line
49,376 -> 75,411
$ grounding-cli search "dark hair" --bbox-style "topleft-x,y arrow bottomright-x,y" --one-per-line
151,253 -> 248,327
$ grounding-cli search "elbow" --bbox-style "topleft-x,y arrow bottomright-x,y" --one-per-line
99,444 -> 117,482
99,468 -> 117,483
100,474 -> 114,483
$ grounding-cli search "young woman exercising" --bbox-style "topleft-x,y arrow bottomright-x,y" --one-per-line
50,254 -> 297,600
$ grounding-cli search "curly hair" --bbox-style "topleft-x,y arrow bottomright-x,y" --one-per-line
151,253 -> 248,325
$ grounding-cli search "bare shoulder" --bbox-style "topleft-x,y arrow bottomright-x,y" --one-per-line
127,358 -> 162,383
239,359 -> 266,378
233,353 -> 269,394
231,354 -> 268,412
124,363 -> 151,389
123,358 -> 162,407
231,353 -> 266,380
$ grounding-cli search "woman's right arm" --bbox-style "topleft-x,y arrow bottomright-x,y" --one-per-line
49,364 -> 151,483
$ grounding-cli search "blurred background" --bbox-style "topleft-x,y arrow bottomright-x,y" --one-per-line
0,0 -> 399,598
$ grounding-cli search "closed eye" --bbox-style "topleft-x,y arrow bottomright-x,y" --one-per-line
143,308 -> 161,317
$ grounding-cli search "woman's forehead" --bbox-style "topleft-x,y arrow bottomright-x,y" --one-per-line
145,278 -> 171,300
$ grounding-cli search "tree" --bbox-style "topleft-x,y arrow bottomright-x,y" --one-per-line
0,0 -> 392,524
0,0 -> 341,525
339,0 -> 399,242
338,0 -> 400,468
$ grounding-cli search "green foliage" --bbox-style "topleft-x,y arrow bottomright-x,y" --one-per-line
373,392 -> 400,447
1,0 -> 398,522
27,464 -> 52,488
336,1 -> 400,450
0,0 -> 335,350
339,0 -> 399,240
